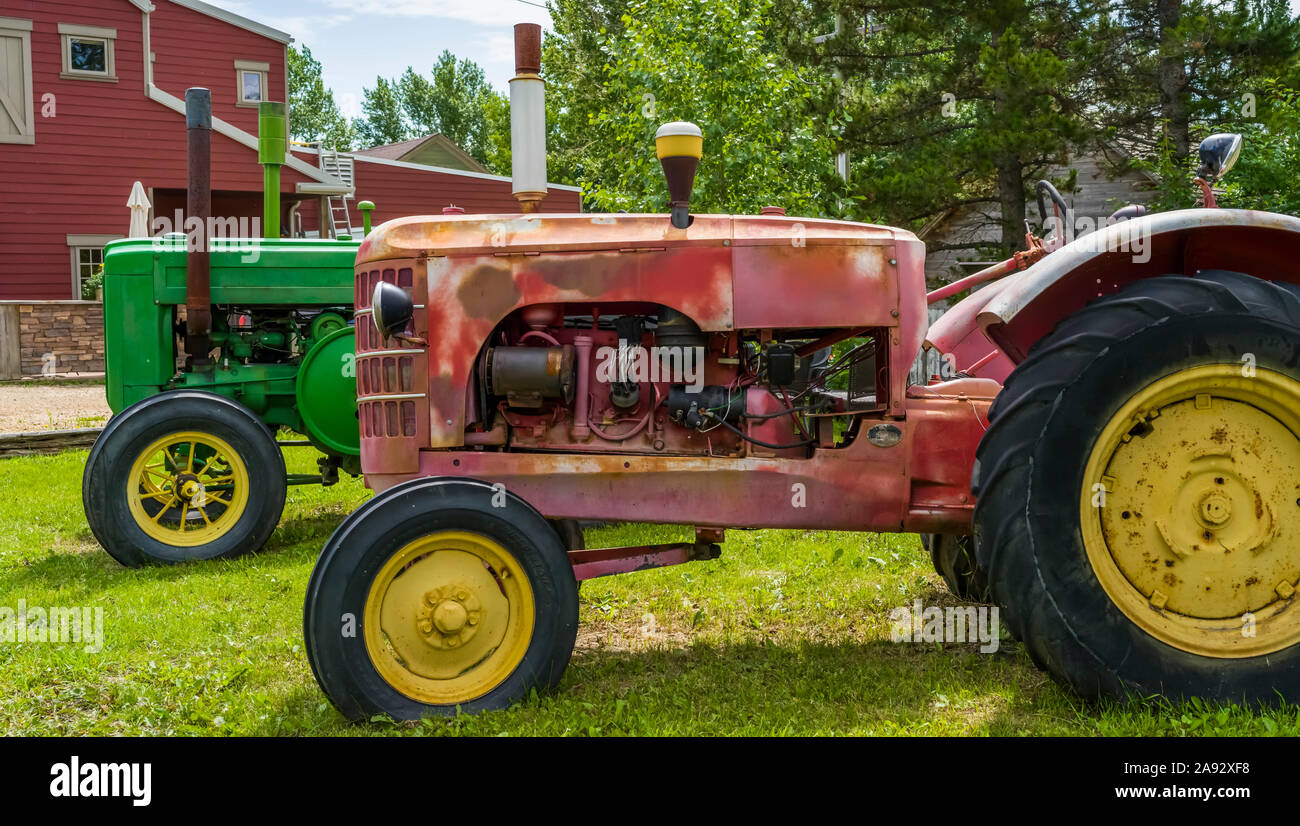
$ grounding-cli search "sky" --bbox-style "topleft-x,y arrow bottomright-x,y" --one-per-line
204,0 -> 553,120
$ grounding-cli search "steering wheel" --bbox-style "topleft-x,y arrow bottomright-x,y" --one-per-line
1035,180 -> 1071,245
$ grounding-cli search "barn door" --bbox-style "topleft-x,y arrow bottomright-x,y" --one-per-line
0,17 -> 34,144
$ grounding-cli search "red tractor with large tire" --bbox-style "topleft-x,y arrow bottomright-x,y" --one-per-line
301,79 -> 1300,720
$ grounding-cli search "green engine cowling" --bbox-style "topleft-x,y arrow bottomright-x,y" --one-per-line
101,235 -> 362,472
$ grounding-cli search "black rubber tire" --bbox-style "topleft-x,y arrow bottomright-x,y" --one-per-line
304,477 -> 579,721
82,390 -> 286,567
973,270 -> 1300,703
925,534 -> 990,603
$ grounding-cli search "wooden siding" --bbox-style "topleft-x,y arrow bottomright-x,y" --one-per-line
0,0 -> 583,300
149,0 -> 285,138
0,0 -> 309,299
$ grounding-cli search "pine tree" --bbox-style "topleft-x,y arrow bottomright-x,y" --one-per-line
772,0 -> 1091,254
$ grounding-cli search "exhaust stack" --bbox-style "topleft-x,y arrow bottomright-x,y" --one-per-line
509,23 -> 547,213
258,101 -> 287,239
185,87 -> 212,365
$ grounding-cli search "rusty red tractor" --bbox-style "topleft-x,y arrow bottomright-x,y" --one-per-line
302,111 -> 1300,720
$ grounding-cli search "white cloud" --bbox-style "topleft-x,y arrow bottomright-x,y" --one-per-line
201,2 -> 352,45
319,0 -> 551,28
477,32 -> 518,67
337,91 -> 361,120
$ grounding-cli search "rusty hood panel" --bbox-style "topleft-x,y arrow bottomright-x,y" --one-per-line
357,212 -> 913,262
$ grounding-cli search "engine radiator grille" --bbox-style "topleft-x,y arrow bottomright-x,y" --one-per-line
354,261 -> 427,473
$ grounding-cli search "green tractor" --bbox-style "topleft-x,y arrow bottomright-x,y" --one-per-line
82,90 -> 365,567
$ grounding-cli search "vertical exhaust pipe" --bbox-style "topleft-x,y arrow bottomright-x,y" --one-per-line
509,23 -> 546,213
259,100 -> 287,239
185,87 -> 212,365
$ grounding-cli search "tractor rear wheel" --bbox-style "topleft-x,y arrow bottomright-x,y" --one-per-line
83,391 -> 286,567
304,478 -> 579,721
974,271 -> 1300,703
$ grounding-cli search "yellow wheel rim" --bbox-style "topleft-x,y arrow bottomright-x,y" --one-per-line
1081,365 -> 1300,658
126,431 -> 251,547
364,531 -> 535,705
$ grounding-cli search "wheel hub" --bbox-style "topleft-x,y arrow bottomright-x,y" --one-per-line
178,475 -> 204,503
1082,366 -> 1300,657
417,585 -> 483,648
1197,489 -> 1232,526
368,539 -> 533,693
126,432 -> 249,547
1149,455 -> 1279,566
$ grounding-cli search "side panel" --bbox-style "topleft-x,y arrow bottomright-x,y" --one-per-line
731,242 -> 899,328
392,434 -> 915,532
102,249 -> 173,413
155,239 -> 359,306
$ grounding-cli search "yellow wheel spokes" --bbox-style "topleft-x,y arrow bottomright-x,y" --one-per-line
126,431 -> 251,548
364,531 -> 535,705
1081,365 -> 1300,658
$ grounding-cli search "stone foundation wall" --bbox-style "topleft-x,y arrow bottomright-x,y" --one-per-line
0,301 -> 105,378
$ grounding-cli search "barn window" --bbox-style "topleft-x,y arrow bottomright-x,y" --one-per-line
235,60 -> 270,107
74,248 -> 103,299
59,23 -> 116,81
0,17 -> 33,144
66,235 -> 122,300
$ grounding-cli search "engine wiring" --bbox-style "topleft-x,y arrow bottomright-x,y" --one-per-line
706,413 -> 816,450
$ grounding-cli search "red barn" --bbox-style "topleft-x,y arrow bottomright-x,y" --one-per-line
0,0 -> 582,303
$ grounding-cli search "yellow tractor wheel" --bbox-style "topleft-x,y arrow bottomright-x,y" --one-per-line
83,391 -> 286,566
304,478 -> 578,720
974,270 -> 1300,703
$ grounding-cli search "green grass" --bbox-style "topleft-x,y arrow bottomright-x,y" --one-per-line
1,447 -> 1299,736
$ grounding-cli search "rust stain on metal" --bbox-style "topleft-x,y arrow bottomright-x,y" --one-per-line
457,264 -> 521,320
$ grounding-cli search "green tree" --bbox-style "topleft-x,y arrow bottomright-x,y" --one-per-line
546,0 -> 840,215
353,76 -> 407,147
398,52 -> 509,168
1079,0 -> 1300,171
481,91 -> 512,176
773,0 -> 1090,254
352,53 -> 511,173
287,45 -> 354,150
768,0 -> 1299,264
1142,79 -> 1300,213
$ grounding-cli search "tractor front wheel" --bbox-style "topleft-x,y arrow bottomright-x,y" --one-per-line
974,271 -> 1300,703
304,478 -> 579,720
924,534 -> 989,602
82,391 -> 286,567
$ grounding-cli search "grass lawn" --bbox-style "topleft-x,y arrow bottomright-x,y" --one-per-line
1,446 -> 1297,736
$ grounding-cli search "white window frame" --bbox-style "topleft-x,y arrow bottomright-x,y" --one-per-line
235,60 -> 269,107
0,17 -> 34,145
67,234 -> 122,300
59,23 -> 117,82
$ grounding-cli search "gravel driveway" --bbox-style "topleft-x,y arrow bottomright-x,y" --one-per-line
0,383 -> 111,433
